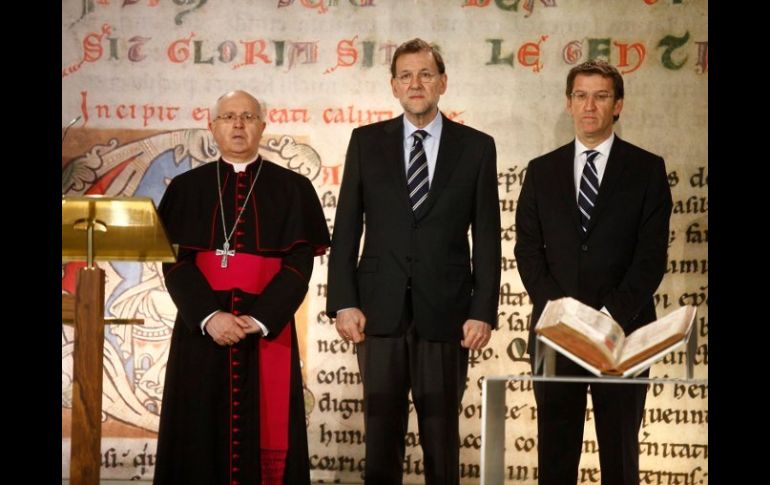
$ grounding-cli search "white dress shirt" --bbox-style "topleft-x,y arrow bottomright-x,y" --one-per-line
573,133 -> 614,201
402,112 -> 443,184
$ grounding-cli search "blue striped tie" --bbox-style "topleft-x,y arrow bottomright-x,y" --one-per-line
407,130 -> 430,211
578,150 -> 600,232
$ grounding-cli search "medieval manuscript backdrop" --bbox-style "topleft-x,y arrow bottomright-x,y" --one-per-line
61,1 -> 707,483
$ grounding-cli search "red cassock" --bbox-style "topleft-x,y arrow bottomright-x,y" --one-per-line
153,158 -> 329,485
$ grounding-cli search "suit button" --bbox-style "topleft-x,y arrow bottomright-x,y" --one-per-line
412,223 -> 419,229
406,256 -> 412,262
581,244 -> 589,252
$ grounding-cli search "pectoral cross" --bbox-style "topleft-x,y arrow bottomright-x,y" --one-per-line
216,241 -> 236,268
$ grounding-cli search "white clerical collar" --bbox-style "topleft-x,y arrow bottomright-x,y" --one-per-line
221,155 -> 260,173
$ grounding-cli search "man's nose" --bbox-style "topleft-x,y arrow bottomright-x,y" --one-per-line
408,76 -> 424,89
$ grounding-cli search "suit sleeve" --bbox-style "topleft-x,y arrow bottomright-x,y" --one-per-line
601,156 -> 673,326
158,178 -> 222,334
514,160 -> 567,308
469,135 -> 502,327
326,129 -> 365,317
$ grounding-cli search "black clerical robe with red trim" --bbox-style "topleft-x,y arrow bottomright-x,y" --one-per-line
153,158 -> 329,485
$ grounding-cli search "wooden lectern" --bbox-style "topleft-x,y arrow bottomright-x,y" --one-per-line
61,196 -> 176,485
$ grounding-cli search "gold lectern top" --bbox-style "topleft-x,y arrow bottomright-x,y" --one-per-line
62,196 -> 177,265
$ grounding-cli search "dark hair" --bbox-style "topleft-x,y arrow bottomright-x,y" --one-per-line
390,38 -> 445,78
566,60 -> 624,122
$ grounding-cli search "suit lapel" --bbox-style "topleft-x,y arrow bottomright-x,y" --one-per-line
584,136 -> 628,236
380,115 -> 414,216
555,142 -> 584,235
415,114 -> 463,219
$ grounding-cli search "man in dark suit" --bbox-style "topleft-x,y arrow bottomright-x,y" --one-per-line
326,38 -> 501,485
514,60 -> 673,484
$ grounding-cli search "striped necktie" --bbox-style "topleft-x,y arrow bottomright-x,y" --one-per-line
407,130 -> 430,211
578,149 -> 600,232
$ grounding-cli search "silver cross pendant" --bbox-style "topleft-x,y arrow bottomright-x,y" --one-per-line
215,241 -> 236,268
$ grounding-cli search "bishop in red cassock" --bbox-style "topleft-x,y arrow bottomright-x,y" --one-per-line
153,90 -> 330,485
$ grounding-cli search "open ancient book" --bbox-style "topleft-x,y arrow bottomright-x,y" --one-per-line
535,297 -> 697,377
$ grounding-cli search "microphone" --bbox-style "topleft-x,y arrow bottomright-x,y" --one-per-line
62,115 -> 82,143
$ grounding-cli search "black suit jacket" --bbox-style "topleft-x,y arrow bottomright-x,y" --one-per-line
514,136 -> 673,355
327,114 -> 501,342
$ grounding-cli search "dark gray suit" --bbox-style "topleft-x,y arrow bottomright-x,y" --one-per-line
515,135 -> 673,484
327,113 -> 501,484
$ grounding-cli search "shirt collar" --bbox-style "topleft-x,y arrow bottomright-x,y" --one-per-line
403,111 -> 443,142
575,132 -> 615,160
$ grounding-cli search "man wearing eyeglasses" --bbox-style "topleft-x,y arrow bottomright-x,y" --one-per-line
153,90 -> 330,485
515,60 -> 673,484
327,38 -> 501,484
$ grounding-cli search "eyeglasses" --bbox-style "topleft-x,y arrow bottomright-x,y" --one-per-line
395,71 -> 439,85
213,112 -> 261,124
569,91 -> 614,104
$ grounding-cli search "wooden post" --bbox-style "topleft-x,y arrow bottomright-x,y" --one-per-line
61,196 -> 175,483
69,267 -> 105,485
